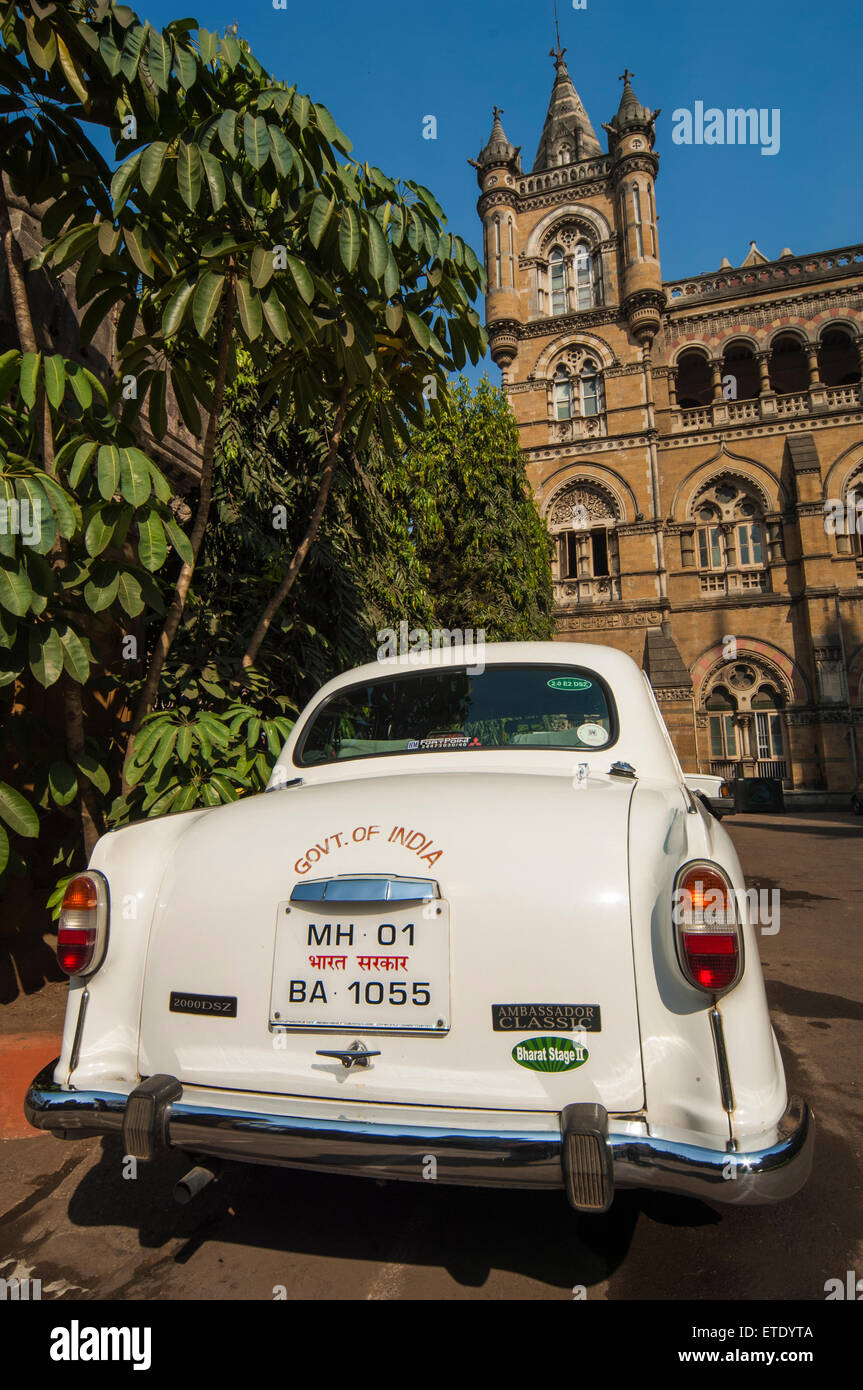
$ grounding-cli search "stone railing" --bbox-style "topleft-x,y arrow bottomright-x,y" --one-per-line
518,157 -> 613,197
670,383 -> 862,433
664,244 -> 863,304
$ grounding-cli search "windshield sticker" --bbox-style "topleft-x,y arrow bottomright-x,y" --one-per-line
547,676 -> 593,691
576,723 -> 609,747
407,735 -> 482,751
512,1036 -> 589,1072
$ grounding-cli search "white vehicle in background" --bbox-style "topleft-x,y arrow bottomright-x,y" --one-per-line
26,643 -> 812,1212
683,772 -> 735,820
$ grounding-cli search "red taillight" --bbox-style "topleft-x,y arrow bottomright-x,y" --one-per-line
57,873 -> 108,977
673,863 -> 742,995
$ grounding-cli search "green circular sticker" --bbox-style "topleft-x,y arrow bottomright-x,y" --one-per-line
511,1036 -> 589,1072
547,677 -> 593,692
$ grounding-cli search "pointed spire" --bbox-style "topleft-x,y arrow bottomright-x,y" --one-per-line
741,240 -> 768,267
532,48 -> 602,172
602,68 -> 660,150
470,105 -> 521,175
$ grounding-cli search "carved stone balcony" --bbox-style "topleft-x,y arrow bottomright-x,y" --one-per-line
554,576 -> 622,604
670,383 -> 862,434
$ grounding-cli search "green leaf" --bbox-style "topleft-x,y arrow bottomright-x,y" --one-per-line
84,504 -> 116,557
75,753 -> 110,794
267,126 -> 294,179
57,624 -> 90,682
236,279 -> 263,342
140,140 -> 168,195
66,363 -> 93,411
308,194 -> 333,249
0,349 -> 21,404
243,113 -> 269,170
118,448 -> 153,507
148,371 -> 167,439
162,277 -> 196,336
0,782 -> 39,837
147,27 -> 172,91
200,150 -> 226,211
385,302 -> 403,334
339,206 -> 360,272
137,509 -> 167,571
69,441 -> 98,489
170,367 -> 202,436
175,43 -> 197,89
0,824 -> 8,875
43,355 -> 65,410
28,625 -> 64,687
84,564 -> 120,612
0,557 -> 33,616
292,92 -> 310,129
261,288 -> 288,343
177,141 -> 203,212
250,245 -> 274,290
111,150 -> 143,215
119,23 -> 147,81
19,352 -> 41,408
116,570 -> 145,617
123,225 -> 155,279
366,216 -> 389,282
97,446 -> 121,501
164,516 -> 193,565
286,255 -> 314,305
192,271 -> 225,337
49,762 -> 78,808
176,723 -> 193,763
405,310 -> 431,351
218,109 -> 237,155
313,103 -> 352,151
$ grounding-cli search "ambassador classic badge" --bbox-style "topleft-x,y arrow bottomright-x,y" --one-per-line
492,1003 -> 601,1031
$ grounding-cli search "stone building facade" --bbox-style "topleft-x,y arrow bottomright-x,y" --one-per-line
471,49 -> 863,801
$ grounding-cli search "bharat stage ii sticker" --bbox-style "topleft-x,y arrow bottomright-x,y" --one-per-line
512,1036 -> 589,1073
492,1003 -> 601,1032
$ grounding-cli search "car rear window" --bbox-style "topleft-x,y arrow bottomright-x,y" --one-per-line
295,664 -> 618,765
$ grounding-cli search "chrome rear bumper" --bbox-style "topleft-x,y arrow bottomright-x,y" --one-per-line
24,1062 -> 813,1208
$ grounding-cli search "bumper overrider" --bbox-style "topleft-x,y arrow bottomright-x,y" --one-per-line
24,1062 -> 813,1212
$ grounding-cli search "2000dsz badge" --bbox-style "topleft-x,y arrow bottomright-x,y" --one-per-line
25,642 -> 813,1213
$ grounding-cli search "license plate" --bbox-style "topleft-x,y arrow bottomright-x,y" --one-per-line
269,900 -> 450,1033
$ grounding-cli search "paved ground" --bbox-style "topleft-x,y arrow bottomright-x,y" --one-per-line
1,812 -> 861,1301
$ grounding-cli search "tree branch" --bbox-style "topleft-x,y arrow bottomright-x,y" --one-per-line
240,382 -> 351,670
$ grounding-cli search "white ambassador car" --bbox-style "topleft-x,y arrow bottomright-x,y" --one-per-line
26,643 -> 813,1212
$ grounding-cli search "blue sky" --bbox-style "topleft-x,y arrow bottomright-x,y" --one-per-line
140,0 -> 862,383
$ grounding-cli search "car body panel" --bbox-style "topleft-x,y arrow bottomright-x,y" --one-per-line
36,641 -> 810,1207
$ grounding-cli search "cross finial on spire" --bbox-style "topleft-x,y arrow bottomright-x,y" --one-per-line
550,0 -> 566,62
619,68 -> 635,84
493,105 -> 504,121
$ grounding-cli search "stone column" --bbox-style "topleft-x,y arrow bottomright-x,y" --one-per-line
710,358 -> 723,403
757,352 -> 776,417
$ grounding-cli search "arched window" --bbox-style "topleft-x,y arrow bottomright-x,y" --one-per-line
646,184 -> 657,256
769,333 -> 808,394
494,216 -> 502,289
574,242 -> 593,310
549,246 -> 567,315
721,340 -> 761,401
581,358 -> 602,416
676,349 -> 712,407
507,218 -> 515,287
818,327 -> 861,387
691,478 -> 773,583
549,482 -> 620,595
706,686 -> 738,763
554,368 -> 573,421
632,185 -> 644,257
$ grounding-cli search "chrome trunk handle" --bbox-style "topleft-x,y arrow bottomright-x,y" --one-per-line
290,874 -> 439,904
